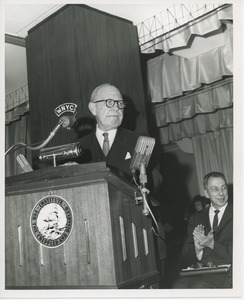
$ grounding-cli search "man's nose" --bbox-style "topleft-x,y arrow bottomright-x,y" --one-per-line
112,103 -> 120,110
219,188 -> 224,195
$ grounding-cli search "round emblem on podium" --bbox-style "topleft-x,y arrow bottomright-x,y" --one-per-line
30,195 -> 73,248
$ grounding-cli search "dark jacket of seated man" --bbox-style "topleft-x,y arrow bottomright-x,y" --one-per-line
173,172 -> 233,289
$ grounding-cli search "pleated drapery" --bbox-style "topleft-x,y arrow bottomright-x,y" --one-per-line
148,22 -> 233,102
192,128 -> 233,192
145,5 -> 234,190
155,78 -> 233,145
140,4 -> 232,54
5,115 -> 32,177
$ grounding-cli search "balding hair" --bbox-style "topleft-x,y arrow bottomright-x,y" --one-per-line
90,83 -> 119,102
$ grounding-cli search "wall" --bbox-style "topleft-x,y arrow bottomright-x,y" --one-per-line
159,140 -> 199,221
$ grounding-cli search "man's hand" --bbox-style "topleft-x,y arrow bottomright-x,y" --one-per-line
193,225 -> 214,250
193,225 -> 204,253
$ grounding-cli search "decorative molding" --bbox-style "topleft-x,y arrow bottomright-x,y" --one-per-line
5,34 -> 26,47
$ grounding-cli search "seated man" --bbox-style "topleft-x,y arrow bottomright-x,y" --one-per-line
76,83 -> 163,193
173,171 -> 233,288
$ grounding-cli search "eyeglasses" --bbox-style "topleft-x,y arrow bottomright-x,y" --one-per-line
93,99 -> 127,109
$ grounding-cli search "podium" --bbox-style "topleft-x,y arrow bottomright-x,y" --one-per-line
5,162 -> 160,289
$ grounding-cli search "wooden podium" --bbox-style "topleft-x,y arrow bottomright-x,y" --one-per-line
5,162 -> 160,289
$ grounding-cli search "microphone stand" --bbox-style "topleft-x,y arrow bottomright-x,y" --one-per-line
5,119 -> 65,156
139,162 -> 150,216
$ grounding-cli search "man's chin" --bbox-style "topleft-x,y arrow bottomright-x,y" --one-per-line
105,121 -> 121,130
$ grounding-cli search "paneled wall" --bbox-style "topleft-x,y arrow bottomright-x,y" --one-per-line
26,4 -> 148,167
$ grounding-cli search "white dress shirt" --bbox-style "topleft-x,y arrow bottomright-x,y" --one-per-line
209,202 -> 228,229
196,202 -> 228,260
96,126 -> 117,152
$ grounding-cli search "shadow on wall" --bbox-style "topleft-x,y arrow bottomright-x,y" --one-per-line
121,95 -> 140,132
157,149 -> 193,288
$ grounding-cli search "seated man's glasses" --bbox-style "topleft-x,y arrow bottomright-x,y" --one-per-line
93,99 -> 127,109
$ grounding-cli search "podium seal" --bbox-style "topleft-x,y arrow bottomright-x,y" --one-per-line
30,195 -> 73,248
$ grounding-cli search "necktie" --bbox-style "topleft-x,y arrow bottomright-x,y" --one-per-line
102,132 -> 109,156
212,209 -> 220,232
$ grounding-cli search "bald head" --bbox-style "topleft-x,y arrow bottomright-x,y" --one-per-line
89,83 -> 124,131
90,83 -> 122,103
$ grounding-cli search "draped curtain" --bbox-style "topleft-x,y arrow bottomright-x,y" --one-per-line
147,22 -> 232,102
5,114 -> 31,177
5,87 -> 31,176
140,5 -> 232,54
155,79 -> 233,144
146,4 -> 233,188
192,128 -> 233,193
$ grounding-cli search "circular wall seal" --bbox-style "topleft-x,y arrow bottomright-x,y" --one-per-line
30,195 -> 73,248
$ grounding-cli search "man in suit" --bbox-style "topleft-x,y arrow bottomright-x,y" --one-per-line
173,171 -> 233,288
76,83 -> 165,285
77,83 -> 163,192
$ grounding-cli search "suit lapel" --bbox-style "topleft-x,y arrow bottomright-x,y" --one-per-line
204,208 -> 211,233
90,130 -> 105,160
107,128 -> 126,159
216,202 -> 232,233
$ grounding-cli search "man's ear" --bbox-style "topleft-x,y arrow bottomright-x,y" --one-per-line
204,189 -> 209,198
88,102 -> 96,116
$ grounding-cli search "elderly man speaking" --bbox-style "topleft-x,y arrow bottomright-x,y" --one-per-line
76,83 -> 162,193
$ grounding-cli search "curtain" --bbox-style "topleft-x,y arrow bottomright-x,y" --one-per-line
5,84 -> 31,176
155,78 -> 233,127
5,114 -> 31,177
140,4 -> 232,54
147,22 -> 233,102
192,128 -> 233,193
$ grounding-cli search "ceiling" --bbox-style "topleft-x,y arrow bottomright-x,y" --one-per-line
3,2 -> 235,97
4,3 -> 174,38
4,2 -> 173,95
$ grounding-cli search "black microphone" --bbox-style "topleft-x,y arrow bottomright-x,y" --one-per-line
59,115 -> 76,130
39,142 -> 83,162
130,136 -> 155,216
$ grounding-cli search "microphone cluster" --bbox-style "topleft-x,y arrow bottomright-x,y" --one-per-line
39,142 -> 83,162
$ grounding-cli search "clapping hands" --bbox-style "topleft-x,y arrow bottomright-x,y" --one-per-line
193,225 -> 214,250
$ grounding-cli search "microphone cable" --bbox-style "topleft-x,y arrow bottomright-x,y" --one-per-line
131,169 -> 164,240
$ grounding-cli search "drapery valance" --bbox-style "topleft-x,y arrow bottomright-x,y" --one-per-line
5,101 -> 29,124
154,78 -> 233,127
140,4 -> 232,54
5,84 -> 29,124
147,22 -> 233,102
158,106 -> 233,145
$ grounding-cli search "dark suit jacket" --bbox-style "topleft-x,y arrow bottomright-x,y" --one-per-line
182,202 -> 233,267
76,127 -> 163,192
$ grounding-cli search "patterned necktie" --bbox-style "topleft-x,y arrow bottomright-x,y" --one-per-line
212,209 -> 220,232
102,132 -> 109,156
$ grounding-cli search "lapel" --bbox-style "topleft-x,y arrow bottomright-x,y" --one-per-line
203,208 -> 211,233
215,202 -> 233,233
107,128 -> 126,159
90,130 -> 105,160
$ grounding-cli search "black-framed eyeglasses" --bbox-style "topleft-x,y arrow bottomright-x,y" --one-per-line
93,99 -> 127,109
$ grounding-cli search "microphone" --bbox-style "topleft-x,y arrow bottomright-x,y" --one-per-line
54,103 -> 78,130
16,154 -> 33,173
130,136 -> 155,171
59,115 -> 76,130
39,142 -> 83,162
130,136 -> 155,216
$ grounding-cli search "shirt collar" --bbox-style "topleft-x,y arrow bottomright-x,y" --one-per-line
96,125 -> 117,138
210,201 -> 228,214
